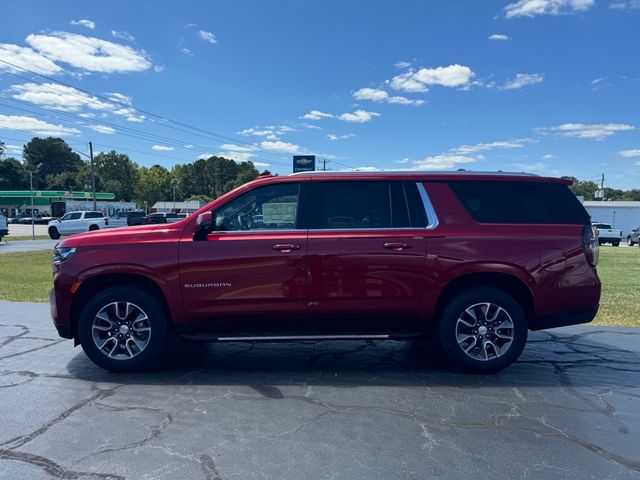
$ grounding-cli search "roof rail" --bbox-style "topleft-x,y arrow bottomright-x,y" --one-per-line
289,170 -> 539,176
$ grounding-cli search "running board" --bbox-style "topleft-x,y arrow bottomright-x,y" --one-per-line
180,333 -> 391,342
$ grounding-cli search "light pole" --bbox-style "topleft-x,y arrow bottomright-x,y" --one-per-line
171,179 -> 177,213
29,170 -> 35,240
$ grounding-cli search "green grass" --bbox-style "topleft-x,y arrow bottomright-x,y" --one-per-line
2,235 -> 51,241
0,246 -> 638,326
593,246 -> 640,327
0,250 -> 52,302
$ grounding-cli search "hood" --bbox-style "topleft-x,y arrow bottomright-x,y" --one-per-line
58,223 -> 169,248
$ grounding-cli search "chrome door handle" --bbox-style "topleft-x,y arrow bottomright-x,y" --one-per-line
273,244 -> 300,252
383,242 -> 410,251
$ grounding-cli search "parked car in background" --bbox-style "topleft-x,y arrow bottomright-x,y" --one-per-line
19,213 -> 52,225
48,211 -> 108,239
592,222 -> 622,246
107,211 -> 147,228
9,214 -> 28,224
0,213 -> 8,241
627,227 -> 640,246
50,171 -> 601,374
144,212 -> 182,224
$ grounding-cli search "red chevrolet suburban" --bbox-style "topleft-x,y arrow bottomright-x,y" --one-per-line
50,172 -> 601,373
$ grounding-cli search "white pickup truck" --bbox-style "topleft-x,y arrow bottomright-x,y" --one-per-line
47,211 -> 108,239
592,222 -> 623,247
0,214 -> 8,241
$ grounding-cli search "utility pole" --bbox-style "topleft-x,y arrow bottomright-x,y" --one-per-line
89,141 -> 96,211
172,179 -> 177,212
29,170 -> 35,241
321,158 -> 329,171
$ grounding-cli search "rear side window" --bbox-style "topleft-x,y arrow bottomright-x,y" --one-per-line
314,181 -> 391,229
85,212 -> 103,219
449,181 -> 590,225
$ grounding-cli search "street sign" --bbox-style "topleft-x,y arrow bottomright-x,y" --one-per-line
293,155 -> 315,173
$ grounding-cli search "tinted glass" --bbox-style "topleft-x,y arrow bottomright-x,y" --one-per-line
68,212 -> 82,220
315,181 -> 391,229
214,183 -> 300,231
85,212 -> 102,218
593,223 -> 612,229
449,181 -> 590,225
130,212 -> 144,217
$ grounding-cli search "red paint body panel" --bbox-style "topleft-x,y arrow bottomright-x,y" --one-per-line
51,172 -> 601,339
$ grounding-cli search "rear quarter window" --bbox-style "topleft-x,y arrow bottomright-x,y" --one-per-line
449,181 -> 590,225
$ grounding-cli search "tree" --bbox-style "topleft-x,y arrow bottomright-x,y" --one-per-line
94,150 -> 139,201
565,179 -> 598,200
135,165 -> 173,208
0,157 -> 27,189
23,137 -> 84,189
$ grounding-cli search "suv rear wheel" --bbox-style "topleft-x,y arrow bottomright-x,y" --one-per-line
78,286 -> 170,372
48,226 -> 60,239
438,287 -> 527,373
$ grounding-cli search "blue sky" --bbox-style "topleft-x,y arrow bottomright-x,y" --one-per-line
1,0 -> 639,188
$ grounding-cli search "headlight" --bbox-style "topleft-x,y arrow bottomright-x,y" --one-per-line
53,246 -> 77,263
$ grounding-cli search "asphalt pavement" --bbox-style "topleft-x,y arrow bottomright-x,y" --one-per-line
0,239 -> 58,254
1,300 -> 639,479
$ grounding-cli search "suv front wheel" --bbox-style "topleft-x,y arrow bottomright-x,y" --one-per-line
438,287 -> 528,373
78,286 -> 170,372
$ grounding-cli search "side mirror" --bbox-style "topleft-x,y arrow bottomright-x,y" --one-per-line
194,211 -> 213,241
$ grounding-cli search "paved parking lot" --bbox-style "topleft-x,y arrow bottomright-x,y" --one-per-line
1,300 -> 639,480
0,239 -> 58,254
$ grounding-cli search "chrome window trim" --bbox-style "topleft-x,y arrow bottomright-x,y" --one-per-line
211,227 -> 425,234
416,182 -> 439,230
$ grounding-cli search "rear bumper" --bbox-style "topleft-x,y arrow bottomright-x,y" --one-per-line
0,228 -> 8,237
529,307 -> 599,331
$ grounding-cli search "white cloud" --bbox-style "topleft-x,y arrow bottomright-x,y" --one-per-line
260,140 -> 300,153
154,64 -> 166,73
111,30 -> 135,41
619,149 -> 640,157
198,30 -> 217,44
504,0 -> 594,18
452,139 -> 528,155
238,125 -> 294,139
26,32 -> 151,73
70,19 -> 95,30
513,162 -> 547,171
3,144 -> 22,155
502,73 -> 544,90
489,34 -> 510,41
301,123 -> 322,130
395,158 -> 410,164
220,143 -> 257,152
389,64 -> 475,93
10,82 -> 112,111
220,151 -> 256,161
326,133 -> 356,141
338,109 -> 380,123
299,110 -> 334,120
0,44 -> 62,75
542,153 -> 555,160
394,61 -> 412,69
10,82 -> 144,122
353,88 -> 424,106
413,154 -> 476,170
181,48 -> 194,56
546,123 -> 635,140
610,0 -> 640,9
0,114 -> 80,136
106,92 -> 132,105
152,145 -> 175,151
253,161 -> 270,167
88,124 -> 115,134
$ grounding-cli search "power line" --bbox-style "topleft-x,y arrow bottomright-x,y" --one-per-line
0,58 -> 299,159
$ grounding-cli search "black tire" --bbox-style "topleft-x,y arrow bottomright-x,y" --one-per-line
627,237 -> 634,247
78,286 -> 171,372
612,241 -> 620,247
89,224 -> 99,231
48,227 -> 60,240
438,287 -> 528,373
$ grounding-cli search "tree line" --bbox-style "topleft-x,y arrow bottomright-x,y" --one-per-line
562,177 -> 640,202
0,137 -> 262,208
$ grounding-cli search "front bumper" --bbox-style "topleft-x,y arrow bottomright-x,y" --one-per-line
0,229 -> 8,237
50,286 -> 73,339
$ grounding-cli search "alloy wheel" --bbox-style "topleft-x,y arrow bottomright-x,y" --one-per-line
455,302 -> 514,361
91,301 -> 152,360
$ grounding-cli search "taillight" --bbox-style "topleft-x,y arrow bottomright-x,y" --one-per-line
582,225 -> 599,267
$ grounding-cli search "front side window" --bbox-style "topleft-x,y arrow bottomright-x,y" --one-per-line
213,183 -> 300,231
64,212 -> 82,221
315,181 -> 392,229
